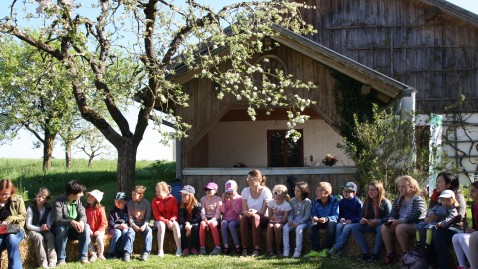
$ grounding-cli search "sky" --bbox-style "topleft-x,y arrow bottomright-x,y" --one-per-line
0,0 -> 476,161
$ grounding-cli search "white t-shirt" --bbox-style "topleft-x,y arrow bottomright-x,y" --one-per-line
267,200 -> 292,222
241,187 -> 273,215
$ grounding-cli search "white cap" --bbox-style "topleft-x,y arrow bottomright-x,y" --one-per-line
225,180 -> 237,192
438,189 -> 455,199
87,189 -> 104,203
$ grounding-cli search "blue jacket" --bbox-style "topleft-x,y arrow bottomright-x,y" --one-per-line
338,196 -> 363,223
361,198 -> 392,225
311,195 -> 339,222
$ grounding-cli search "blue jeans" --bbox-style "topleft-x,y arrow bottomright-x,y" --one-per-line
351,223 -> 384,255
309,221 -> 337,251
333,223 -> 354,250
126,225 -> 152,255
180,223 -> 199,250
0,230 -> 25,269
54,224 -> 90,262
221,220 -> 240,246
108,228 -> 130,258
429,227 -> 460,269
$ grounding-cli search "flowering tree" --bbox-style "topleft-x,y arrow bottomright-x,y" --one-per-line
0,0 -> 315,192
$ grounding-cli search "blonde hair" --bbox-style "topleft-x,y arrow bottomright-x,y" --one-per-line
248,169 -> 267,186
134,185 -> 146,193
156,181 -> 171,194
396,175 -> 421,196
273,184 -> 291,202
317,181 -> 332,194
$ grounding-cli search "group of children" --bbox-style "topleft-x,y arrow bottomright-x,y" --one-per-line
27,176 -> 478,268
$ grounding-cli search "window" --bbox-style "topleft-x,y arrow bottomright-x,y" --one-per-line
267,129 -> 303,167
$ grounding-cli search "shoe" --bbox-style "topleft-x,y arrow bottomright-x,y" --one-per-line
183,248 -> 190,255
304,250 -> 321,258
283,250 -> 290,257
191,248 -> 199,255
210,246 -> 222,255
223,247 -> 230,254
42,264 -> 49,269
175,249 -> 182,256
326,247 -> 342,257
89,252 -> 97,263
292,250 -> 301,258
80,259 -> 90,264
276,252 -> 282,258
251,249 -> 261,257
367,254 -> 379,262
49,263 -> 57,268
241,248 -> 248,256
157,250 -> 164,257
384,252 -> 398,265
456,266 -> 467,269
98,255 -> 106,261
57,260 -> 66,266
357,253 -> 369,261
267,250 -> 275,257
235,247 -> 242,255
140,252 -> 149,261
123,253 -> 131,262
199,247 -> 207,255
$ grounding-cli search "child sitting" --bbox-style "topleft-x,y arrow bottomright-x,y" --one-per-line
107,192 -> 130,260
416,189 -> 458,249
127,185 -> 152,261
25,188 -> 57,268
266,184 -> 292,257
220,180 -> 242,255
305,181 -> 339,258
152,181 -> 181,257
326,182 -> 363,257
86,189 -> 107,262
178,185 -> 202,255
283,181 -> 312,258
199,182 -> 222,255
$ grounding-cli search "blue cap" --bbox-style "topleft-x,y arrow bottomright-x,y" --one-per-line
115,192 -> 127,201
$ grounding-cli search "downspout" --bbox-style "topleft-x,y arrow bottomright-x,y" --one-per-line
399,87 -> 417,165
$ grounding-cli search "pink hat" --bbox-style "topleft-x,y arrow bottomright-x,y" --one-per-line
225,180 -> 237,192
204,182 -> 218,191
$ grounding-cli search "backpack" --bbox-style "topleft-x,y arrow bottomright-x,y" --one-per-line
400,249 -> 428,269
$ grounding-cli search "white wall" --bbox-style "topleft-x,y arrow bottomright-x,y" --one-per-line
207,119 -> 354,168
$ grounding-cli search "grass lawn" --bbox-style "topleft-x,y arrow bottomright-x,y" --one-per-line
51,253 -> 401,269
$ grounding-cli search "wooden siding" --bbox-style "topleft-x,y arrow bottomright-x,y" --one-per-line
181,167 -> 357,199
297,0 -> 478,113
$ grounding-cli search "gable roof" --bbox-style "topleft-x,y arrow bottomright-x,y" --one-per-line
420,0 -> 478,27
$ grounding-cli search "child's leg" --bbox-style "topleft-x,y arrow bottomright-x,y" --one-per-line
199,220 -> 207,248
267,224 -> 274,252
274,223 -> 283,252
228,220 -> 240,247
156,221 -> 166,252
221,220 -> 230,247
96,232 -> 105,257
208,220 -> 220,247
282,224 -> 291,255
294,223 -> 307,253
171,221 -> 181,251
425,229 -> 433,246
324,221 -> 337,249
452,233 -> 468,267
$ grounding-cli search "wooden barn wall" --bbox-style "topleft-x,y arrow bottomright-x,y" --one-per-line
296,0 -> 478,113
177,45 -> 340,163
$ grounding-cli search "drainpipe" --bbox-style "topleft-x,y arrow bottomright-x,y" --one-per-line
175,138 -> 182,179
400,87 -> 417,165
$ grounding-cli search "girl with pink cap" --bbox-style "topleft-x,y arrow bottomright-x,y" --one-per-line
199,181 -> 222,255
220,180 -> 242,255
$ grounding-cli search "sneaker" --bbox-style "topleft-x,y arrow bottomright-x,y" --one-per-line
283,250 -> 290,257
292,250 -> 301,258
251,249 -> 261,257
235,247 -> 242,255
89,252 -> 97,263
210,247 -> 222,255
267,250 -> 275,257
49,262 -> 57,268
223,247 -> 230,254
304,250 -> 321,258
191,248 -> 199,255
241,248 -> 248,256
384,252 -> 398,265
325,247 -> 342,257
357,253 -> 369,261
157,250 -> 164,257
175,249 -> 182,256
80,259 -> 90,264
123,253 -> 131,262
57,260 -> 67,266
140,252 -> 149,261
367,254 -> 379,262
41,263 -> 49,269
183,248 -> 190,255
98,255 -> 106,261
199,247 -> 207,255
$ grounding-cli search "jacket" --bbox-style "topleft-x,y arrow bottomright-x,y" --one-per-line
311,195 -> 339,222
361,198 -> 392,225
178,204 -> 202,225
338,196 -> 363,223
389,195 -> 427,224
287,197 -> 312,224
25,201 -> 52,232
86,206 -> 107,233
108,205 -> 129,230
152,194 -> 178,224
5,194 -> 27,232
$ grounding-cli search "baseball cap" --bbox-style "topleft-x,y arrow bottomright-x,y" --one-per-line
204,182 -> 218,191
225,180 -> 237,193
115,192 -> 127,201
439,189 -> 455,199
87,189 -> 104,203
180,185 -> 195,195
340,182 -> 358,193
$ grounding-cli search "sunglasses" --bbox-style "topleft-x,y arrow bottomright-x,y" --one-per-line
273,191 -> 283,195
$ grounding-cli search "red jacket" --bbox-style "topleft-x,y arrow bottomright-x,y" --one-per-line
86,206 -> 107,233
152,194 -> 178,224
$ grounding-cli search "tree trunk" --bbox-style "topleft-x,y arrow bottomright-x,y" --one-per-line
88,156 -> 94,168
42,132 -> 55,171
116,142 -> 137,194
65,142 -> 72,170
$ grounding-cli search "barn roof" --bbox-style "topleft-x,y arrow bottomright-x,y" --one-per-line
420,0 -> 478,27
